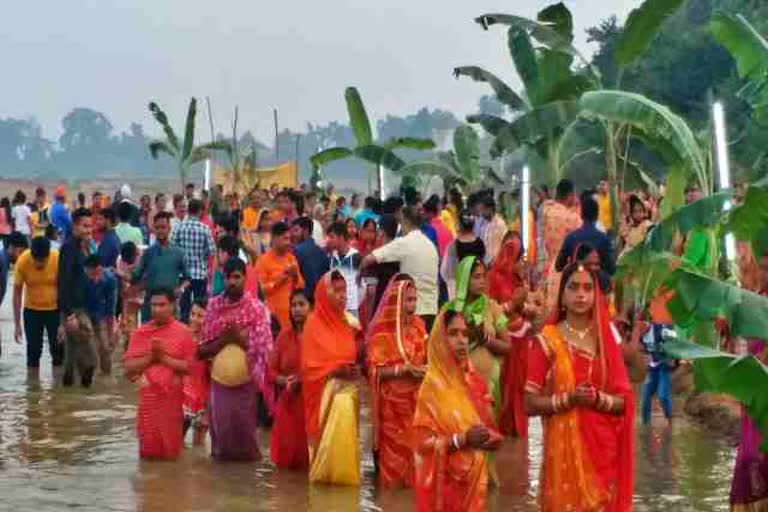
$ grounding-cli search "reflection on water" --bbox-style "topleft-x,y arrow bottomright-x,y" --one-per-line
0,309 -> 734,511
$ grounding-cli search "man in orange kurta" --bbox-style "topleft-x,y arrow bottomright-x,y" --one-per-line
541,180 -> 581,313
255,222 -> 305,330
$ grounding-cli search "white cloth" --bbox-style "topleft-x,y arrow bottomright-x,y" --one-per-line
312,219 -> 325,248
12,204 -> 32,236
373,230 -> 439,316
330,247 -> 361,313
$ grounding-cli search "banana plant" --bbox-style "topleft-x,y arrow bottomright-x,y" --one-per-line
309,87 -> 435,199
147,98 -> 232,191
215,106 -> 263,195
454,3 -> 596,186
396,124 -> 505,193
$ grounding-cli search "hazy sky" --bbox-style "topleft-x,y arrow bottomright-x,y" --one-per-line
0,0 -> 641,142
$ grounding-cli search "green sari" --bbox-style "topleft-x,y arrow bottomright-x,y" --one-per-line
447,257 -> 509,418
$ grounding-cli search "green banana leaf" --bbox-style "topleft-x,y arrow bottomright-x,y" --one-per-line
182,97 -> 197,162
614,0 -> 687,68
148,102 -> 180,152
454,125 -> 482,186
453,66 -> 527,111
663,338 -> 768,452
465,114 -> 513,137
148,140 -> 176,160
354,145 -> 406,171
646,192 -> 732,252
508,27 -> 541,106
578,90 -> 708,193
383,137 -> 436,151
398,161 -> 459,180
345,87 -> 373,146
491,101 -> 580,153
309,147 -> 353,168
536,2 -> 573,42
188,140 -> 233,166
710,12 -> 768,121
726,185 -> 768,258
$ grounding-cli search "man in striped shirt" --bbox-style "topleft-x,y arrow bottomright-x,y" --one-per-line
172,198 -> 215,323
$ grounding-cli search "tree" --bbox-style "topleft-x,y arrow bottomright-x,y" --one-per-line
59,108 -> 113,151
309,87 -> 435,198
147,98 -> 232,191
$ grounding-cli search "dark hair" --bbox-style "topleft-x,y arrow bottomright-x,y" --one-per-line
72,207 -> 92,224
581,196 -> 599,223
480,195 -> 496,212
172,193 -> 185,207
8,231 -> 28,249
443,309 -> 464,329
424,194 -> 441,215
379,214 -> 398,241
154,211 -> 173,224
44,224 -> 58,240
150,287 -> 176,302
293,216 -> 314,235
345,217 -> 357,228
327,221 -> 349,239
271,221 -> 290,238
449,188 -> 464,211
361,217 -> 377,231
13,190 -> 26,205
77,193 -> 86,207
224,256 -> 246,276
556,179 -> 575,200
92,190 -> 103,199
192,298 -> 208,310
30,237 -> 51,261
120,242 -> 138,264
402,205 -> 422,228
628,194 -> 645,214
364,196 -> 377,209
556,262 -> 598,319
117,202 -> 133,222
99,207 -> 116,224
217,235 -> 239,257
458,209 -> 475,232
186,183 -> 195,190
84,254 -> 101,268
573,242 -> 599,264
35,187 -> 46,197
382,196 -> 404,215
336,196 -> 346,207
188,198 -> 203,216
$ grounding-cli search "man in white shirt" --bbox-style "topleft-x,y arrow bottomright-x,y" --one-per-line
326,221 -> 361,318
361,206 -> 439,330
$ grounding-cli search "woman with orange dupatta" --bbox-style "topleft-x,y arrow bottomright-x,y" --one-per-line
525,262 -> 634,512
413,309 -> 503,511
302,270 -> 362,485
367,274 -> 427,488
487,235 -> 530,438
268,289 -> 311,470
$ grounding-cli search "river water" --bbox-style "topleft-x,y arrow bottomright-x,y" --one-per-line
0,307 -> 736,511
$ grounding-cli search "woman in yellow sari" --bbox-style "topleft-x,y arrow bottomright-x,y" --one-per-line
525,262 -> 634,511
412,309 -> 502,511
301,270 -> 361,485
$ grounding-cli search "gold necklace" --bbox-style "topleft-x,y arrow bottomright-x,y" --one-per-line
564,320 -> 592,341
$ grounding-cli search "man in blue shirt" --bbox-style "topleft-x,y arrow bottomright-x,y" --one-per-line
291,216 -> 329,299
354,196 -> 380,227
84,255 -> 117,375
50,186 -> 72,240
96,208 -> 120,269
555,196 -> 616,276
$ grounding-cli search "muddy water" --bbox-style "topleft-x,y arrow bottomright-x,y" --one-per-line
0,308 -> 736,511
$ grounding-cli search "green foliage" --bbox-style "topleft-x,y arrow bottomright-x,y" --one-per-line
345,87 -> 373,146
453,67 -> 526,110
615,0 -> 687,68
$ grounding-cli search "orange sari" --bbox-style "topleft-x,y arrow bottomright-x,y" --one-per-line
526,284 -> 634,511
367,276 -> 427,488
301,271 -> 360,485
413,312 -> 500,512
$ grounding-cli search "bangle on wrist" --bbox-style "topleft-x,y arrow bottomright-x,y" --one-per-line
394,365 -> 401,377
452,433 -> 461,450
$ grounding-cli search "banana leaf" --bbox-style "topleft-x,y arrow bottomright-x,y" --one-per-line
663,337 -> 768,452
536,2 -> 573,42
453,66 -> 527,111
454,125 -> 482,187
354,145 -> 405,171
383,137 -> 435,151
662,162 -> 687,217
309,147 -> 353,168
148,140 -> 176,160
345,87 -> 373,146
148,102 -> 180,152
614,0 -> 687,68
710,12 -> 768,121
645,192 -> 732,252
398,160 -> 459,180
726,185 -> 768,257
464,115 -> 512,137
508,27 -> 541,106
182,98 -> 197,162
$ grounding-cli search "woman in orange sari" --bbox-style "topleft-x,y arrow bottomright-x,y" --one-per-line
268,289 -> 311,470
412,310 -> 502,511
302,270 -> 361,485
367,274 -> 427,488
525,262 -> 634,511
487,235 -> 530,438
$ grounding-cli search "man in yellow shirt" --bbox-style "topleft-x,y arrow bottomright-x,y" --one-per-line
597,180 -> 613,233
241,192 -> 261,232
13,237 -> 62,373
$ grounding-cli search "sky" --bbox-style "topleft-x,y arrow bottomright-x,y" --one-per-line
0,0 -> 642,142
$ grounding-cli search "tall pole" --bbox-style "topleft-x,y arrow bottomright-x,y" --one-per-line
205,97 -> 216,192
521,165 -> 531,261
273,108 -> 280,163
713,101 -> 735,262
378,164 -> 384,200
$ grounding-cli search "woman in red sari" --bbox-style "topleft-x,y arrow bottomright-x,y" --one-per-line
183,300 -> 209,446
488,235 -> 530,438
124,289 -> 197,459
367,274 -> 427,488
302,270 -> 362,485
355,217 -> 379,259
268,289 -> 311,470
412,310 -> 502,511
525,262 -> 634,511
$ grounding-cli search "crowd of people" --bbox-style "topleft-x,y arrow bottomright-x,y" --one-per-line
0,177 -> 765,511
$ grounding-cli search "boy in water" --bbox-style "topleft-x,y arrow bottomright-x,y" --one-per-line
183,300 -> 209,446
83,255 -> 118,375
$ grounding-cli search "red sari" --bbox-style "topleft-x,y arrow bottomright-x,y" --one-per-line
268,326 -> 309,469
526,281 -> 634,511
487,237 -> 529,437
124,320 -> 196,459
413,312 -> 500,511
367,276 -> 427,488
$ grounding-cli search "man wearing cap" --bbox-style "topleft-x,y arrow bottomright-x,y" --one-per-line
50,186 -> 72,239
116,184 -> 142,228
